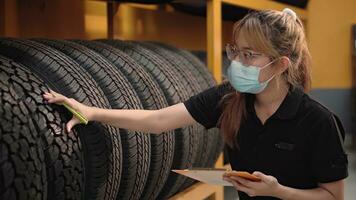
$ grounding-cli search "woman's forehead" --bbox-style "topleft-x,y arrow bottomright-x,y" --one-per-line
234,27 -> 272,54
235,33 -> 254,51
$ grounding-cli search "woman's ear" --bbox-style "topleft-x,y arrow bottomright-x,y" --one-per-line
276,56 -> 290,74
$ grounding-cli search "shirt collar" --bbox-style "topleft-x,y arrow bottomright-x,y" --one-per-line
246,86 -> 304,120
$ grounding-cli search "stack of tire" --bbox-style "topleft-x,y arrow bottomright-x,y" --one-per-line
0,38 -> 224,200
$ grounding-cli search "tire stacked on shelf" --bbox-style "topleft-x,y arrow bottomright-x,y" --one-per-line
190,50 -> 231,78
0,38 -> 224,200
135,41 -> 215,192
0,38 -> 122,200
167,46 -> 225,170
0,56 -> 48,200
32,39 -> 151,200
148,42 -> 225,193
71,40 -> 175,200
98,39 -> 203,199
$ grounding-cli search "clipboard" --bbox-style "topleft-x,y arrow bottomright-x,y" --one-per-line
172,168 -> 233,186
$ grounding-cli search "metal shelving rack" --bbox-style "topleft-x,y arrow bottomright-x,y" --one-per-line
103,1 -> 307,199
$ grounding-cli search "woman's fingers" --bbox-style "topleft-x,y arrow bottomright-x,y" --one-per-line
43,90 -> 75,107
43,90 -> 66,105
43,90 -> 89,118
66,116 -> 81,133
229,175 -> 252,186
42,90 -> 88,131
49,90 -> 67,104
223,177 -> 254,196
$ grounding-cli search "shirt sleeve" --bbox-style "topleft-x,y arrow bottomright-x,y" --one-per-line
183,82 -> 231,129
310,113 -> 348,183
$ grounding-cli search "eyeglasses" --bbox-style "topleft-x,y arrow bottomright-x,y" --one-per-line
226,43 -> 267,63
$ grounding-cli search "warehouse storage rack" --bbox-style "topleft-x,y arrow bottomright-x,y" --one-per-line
104,0 -> 307,83
96,0 -> 308,199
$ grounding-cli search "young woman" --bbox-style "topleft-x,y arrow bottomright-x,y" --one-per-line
43,8 -> 348,200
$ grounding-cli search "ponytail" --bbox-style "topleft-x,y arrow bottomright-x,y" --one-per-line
217,82 -> 246,148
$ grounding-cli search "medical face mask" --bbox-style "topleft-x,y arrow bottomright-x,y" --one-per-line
227,60 -> 277,94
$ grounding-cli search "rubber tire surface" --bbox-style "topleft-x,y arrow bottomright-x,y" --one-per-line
74,40 -> 175,200
0,38 -> 121,200
136,41 -> 213,190
144,42 -> 215,167
170,3 -> 248,22
149,43 -> 225,191
148,42 -> 224,168
190,50 -> 230,78
0,57 -> 47,200
0,55 -> 85,200
182,51 -> 225,171
163,47 -> 226,167
34,39 -> 151,200
98,39 -> 201,199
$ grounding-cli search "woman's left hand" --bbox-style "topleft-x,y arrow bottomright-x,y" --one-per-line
223,171 -> 281,197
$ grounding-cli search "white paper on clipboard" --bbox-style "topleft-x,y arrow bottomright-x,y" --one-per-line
172,168 -> 233,186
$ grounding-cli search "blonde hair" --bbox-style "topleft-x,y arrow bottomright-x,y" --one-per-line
218,9 -> 312,148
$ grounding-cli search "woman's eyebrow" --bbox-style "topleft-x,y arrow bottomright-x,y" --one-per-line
241,46 -> 253,50
235,44 -> 255,51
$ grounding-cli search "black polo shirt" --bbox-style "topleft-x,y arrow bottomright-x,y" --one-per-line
183,82 -> 348,200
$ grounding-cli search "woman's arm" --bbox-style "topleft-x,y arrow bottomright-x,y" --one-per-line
43,90 -> 197,133
91,102 -> 197,134
276,180 -> 344,200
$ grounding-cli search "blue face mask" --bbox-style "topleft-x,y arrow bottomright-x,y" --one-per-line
227,60 -> 276,94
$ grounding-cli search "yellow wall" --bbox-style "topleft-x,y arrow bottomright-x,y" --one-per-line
307,0 -> 355,89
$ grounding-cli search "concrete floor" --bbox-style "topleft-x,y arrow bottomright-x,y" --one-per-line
224,136 -> 356,200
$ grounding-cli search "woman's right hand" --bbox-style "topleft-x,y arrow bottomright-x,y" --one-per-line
42,90 -> 94,132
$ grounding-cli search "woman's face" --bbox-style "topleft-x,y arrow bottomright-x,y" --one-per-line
235,33 -> 278,83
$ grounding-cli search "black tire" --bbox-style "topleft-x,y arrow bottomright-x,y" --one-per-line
152,44 -> 217,87
98,39 -> 200,199
145,42 -> 215,168
170,3 -> 248,22
147,43 -> 224,167
150,43 -> 225,188
34,39 -> 152,200
177,50 -> 225,172
275,0 -> 308,8
0,57 -> 47,200
165,47 -> 226,170
190,50 -> 230,78
148,42 -> 211,90
0,38 -> 121,200
73,40 -> 175,200
136,42 -> 213,190
0,55 -> 84,200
